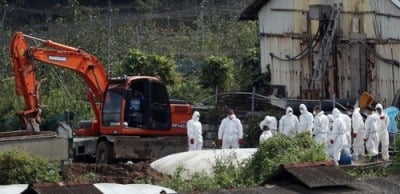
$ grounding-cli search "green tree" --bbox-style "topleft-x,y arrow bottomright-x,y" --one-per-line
121,49 -> 181,86
236,48 -> 270,92
199,56 -> 234,92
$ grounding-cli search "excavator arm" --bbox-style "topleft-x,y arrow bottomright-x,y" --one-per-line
10,32 -> 108,131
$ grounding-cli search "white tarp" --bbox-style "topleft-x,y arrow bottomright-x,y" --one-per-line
150,148 -> 257,179
0,184 -> 28,194
94,183 -> 176,194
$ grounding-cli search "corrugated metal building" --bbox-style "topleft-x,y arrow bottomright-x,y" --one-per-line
240,0 -> 400,107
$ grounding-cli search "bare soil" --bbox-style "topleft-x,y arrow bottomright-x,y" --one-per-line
64,162 -> 163,184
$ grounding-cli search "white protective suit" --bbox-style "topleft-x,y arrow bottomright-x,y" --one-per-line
259,116 -> 274,143
187,111 -> 203,151
364,112 -> 379,157
298,104 -> 314,134
331,108 -> 348,162
327,114 -> 334,158
218,114 -> 243,149
375,104 -> 390,160
341,114 -> 352,150
352,108 -> 365,161
313,111 -> 329,145
259,116 -> 278,135
259,130 -> 273,143
279,107 -> 299,136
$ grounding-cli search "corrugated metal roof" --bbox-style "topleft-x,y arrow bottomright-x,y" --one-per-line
13,183 -> 177,194
265,161 -> 355,188
22,183 -> 102,194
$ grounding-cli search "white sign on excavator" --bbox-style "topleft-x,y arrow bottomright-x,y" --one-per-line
48,56 -> 67,62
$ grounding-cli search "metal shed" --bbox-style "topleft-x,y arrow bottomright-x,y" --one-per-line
240,0 -> 400,106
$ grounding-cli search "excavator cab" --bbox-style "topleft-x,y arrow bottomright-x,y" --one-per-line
102,77 -> 171,131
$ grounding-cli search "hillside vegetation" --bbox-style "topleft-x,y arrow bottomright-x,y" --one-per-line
0,0 -> 268,131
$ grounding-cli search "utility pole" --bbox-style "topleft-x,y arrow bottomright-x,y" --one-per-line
199,0 -> 206,49
107,0 -> 112,76
0,4 -> 8,32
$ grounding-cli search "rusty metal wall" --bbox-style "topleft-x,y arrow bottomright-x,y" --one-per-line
371,44 -> 400,106
261,36 -> 306,98
258,0 -> 297,34
258,0 -> 400,101
258,0 -> 400,37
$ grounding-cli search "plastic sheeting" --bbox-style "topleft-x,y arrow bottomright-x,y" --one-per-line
0,184 -> 28,194
94,183 -> 176,194
151,149 -> 257,179
384,107 -> 400,133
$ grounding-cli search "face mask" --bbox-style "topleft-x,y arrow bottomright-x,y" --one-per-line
300,109 -> 305,114
313,111 -> 316,115
228,115 -> 233,120
347,111 -> 352,115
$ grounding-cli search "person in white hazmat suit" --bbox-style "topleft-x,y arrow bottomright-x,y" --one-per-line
312,106 -> 329,145
259,116 -> 274,143
279,107 -> 299,136
327,114 -> 335,158
364,106 -> 379,160
259,116 -> 278,135
350,107 -> 365,162
330,108 -> 348,164
187,111 -> 203,151
341,112 -> 352,151
375,103 -> 390,161
218,109 -> 244,149
298,104 -> 314,135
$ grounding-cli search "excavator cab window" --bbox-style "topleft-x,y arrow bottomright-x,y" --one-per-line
102,84 -> 124,126
148,80 -> 171,130
123,79 -> 171,130
125,81 -> 146,128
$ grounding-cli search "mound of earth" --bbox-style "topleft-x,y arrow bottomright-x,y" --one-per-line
65,162 -> 163,184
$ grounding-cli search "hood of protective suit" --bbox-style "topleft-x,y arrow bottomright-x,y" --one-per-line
286,107 -> 293,115
354,108 -> 360,113
376,103 -> 384,115
299,104 -> 307,114
332,108 -> 341,119
192,111 -> 200,121
317,110 -> 324,116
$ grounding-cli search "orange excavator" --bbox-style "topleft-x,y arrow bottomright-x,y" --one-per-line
10,32 -> 192,163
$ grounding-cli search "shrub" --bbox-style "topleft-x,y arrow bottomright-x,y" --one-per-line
156,133 -> 328,192
242,132 -> 328,185
0,150 -> 61,184
388,138 -> 400,174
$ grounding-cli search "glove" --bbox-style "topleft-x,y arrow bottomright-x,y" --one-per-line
190,138 -> 194,144
217,139 -> 222,145
352,133 -> 357,138
330,139 -> 334,144
239,139 -> 244,145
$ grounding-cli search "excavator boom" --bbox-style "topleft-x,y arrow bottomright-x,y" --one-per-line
10,32 -> 108,131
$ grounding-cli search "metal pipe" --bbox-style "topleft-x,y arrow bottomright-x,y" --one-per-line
251,86 -> 255,112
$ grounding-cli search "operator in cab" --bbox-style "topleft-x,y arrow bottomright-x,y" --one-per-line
128,89 -> 145,127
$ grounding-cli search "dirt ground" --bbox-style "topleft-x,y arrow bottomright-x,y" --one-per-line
64,162 -> 163,184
